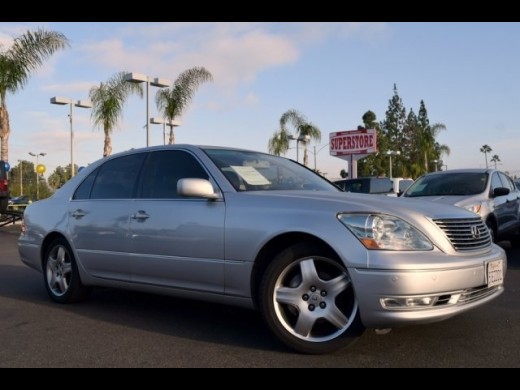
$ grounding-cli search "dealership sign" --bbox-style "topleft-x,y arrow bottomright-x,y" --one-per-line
329,128 -> 377,157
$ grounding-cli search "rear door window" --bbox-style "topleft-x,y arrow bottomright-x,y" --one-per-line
371,178 -> 393,193
0,161 -> 6,179
89,153 -> 147,199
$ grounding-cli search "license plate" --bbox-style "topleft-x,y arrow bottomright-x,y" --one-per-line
487,260 -> 503,287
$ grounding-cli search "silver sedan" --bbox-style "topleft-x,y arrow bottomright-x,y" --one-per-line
18,145 -> 506,354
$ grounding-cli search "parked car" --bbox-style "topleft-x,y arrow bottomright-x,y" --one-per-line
402,168 -> 520,243
19,146 -> 506,354
515,180 -> 520,191
8,195 -> 32,211
391,177 -> 414,195
334,177 -> 394,194
0,160 -> 9,213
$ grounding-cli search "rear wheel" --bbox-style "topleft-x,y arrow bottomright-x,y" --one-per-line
260,243 -> 364,354
43,237 -> 91,303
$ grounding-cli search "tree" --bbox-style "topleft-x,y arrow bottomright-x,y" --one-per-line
490,154 -> 501,169
268,129 -> 290,156
155,66 -> 213,145
89,72 -> 144,157
416,100 -> 449,173
480,145 -> 492,168
9,160 -> 32,197
357,110 -> 387,177
47,164 -> 76,190
0,28 -> 70,162
381,84 -> 407,177
279,109 -> 321,166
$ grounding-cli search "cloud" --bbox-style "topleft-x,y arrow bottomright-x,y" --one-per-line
79,23 -> 300,90
245,92 -> 259,106
42,81 -> 97,94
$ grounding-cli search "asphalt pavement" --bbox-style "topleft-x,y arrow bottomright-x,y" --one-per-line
1,222 -> 519,367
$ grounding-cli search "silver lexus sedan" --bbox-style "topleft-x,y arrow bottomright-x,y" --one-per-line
18,145 -> 506,354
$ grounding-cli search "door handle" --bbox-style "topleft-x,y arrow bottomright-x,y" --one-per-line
71,209 -> 87,218
131,210 -> 150,220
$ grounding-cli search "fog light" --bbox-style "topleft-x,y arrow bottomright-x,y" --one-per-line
381,296 -> 438,309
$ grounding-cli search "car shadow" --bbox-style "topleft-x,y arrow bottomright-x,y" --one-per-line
0,263 -> 284,353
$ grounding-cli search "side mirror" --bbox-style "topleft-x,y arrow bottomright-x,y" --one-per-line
493,187 -> 510,197
177,179 -> 219,200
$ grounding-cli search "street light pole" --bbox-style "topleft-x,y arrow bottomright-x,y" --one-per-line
386,150 -> 401,178
312,143 -> 330,170
50,97 -> 92,177
124,73 -> 170,147
28,152 -> 45,200
17,160 -> 23,196
150,117 -> 182,145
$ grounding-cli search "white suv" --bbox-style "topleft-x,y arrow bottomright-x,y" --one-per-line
402,168 -> 520,243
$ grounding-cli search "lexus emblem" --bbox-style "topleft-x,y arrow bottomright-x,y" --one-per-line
471,226 -> 481,239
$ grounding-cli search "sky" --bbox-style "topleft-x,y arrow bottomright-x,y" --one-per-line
1,22 -> 520,179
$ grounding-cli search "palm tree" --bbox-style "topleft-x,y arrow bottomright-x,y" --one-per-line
420,122 -> 448,172
155,66 -> 213,145
480,145 -> 492,168
268,129 -> 290,156
490,154 -> 501,169
89,72 -> 144,157
0,28 -> 70,162
279,109 -> 321,166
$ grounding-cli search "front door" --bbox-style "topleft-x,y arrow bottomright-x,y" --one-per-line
128,150 -> 225,293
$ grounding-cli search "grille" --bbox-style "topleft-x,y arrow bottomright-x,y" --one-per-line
433,217 -> 491,251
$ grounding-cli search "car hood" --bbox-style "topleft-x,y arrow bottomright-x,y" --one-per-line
235,190 -> 476,221
402,194 -> 480,207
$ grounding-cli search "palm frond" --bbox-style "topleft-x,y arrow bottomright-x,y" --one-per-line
156,66 -> 213,122
6,28 -> 69,93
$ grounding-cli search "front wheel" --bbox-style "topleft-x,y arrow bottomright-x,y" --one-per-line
260,243 -> 364,354
43,237 -> 91,303
486,220 -> 497,243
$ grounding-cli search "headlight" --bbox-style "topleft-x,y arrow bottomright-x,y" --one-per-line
463,202 -> 482,215
338,213 -> 433,251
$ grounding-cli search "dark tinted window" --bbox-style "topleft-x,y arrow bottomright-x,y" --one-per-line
73,169 -> 98,200
139,150 -> 208,199
334,178 -> 392,194
90,153 -> 147,199
371,178 -> 393,193
0,161 -> 6,179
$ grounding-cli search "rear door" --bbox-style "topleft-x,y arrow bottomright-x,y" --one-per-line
69,152 -> 147,281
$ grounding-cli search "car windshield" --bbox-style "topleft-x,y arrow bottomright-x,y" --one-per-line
404,172 -> 488,197
203,148 -> 340,192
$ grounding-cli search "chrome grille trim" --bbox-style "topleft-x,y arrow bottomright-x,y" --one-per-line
433,217 -> 492,251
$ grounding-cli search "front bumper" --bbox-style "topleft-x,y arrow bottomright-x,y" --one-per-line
351,247 -> 506,328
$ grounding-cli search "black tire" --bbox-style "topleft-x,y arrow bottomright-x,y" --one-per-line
486,220 -> 497,243
0,198 -> 7,214
43,237 -> 91,303
259,243 -> 364,354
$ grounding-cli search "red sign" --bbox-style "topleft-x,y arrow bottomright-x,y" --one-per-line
329,128 -> 377,156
